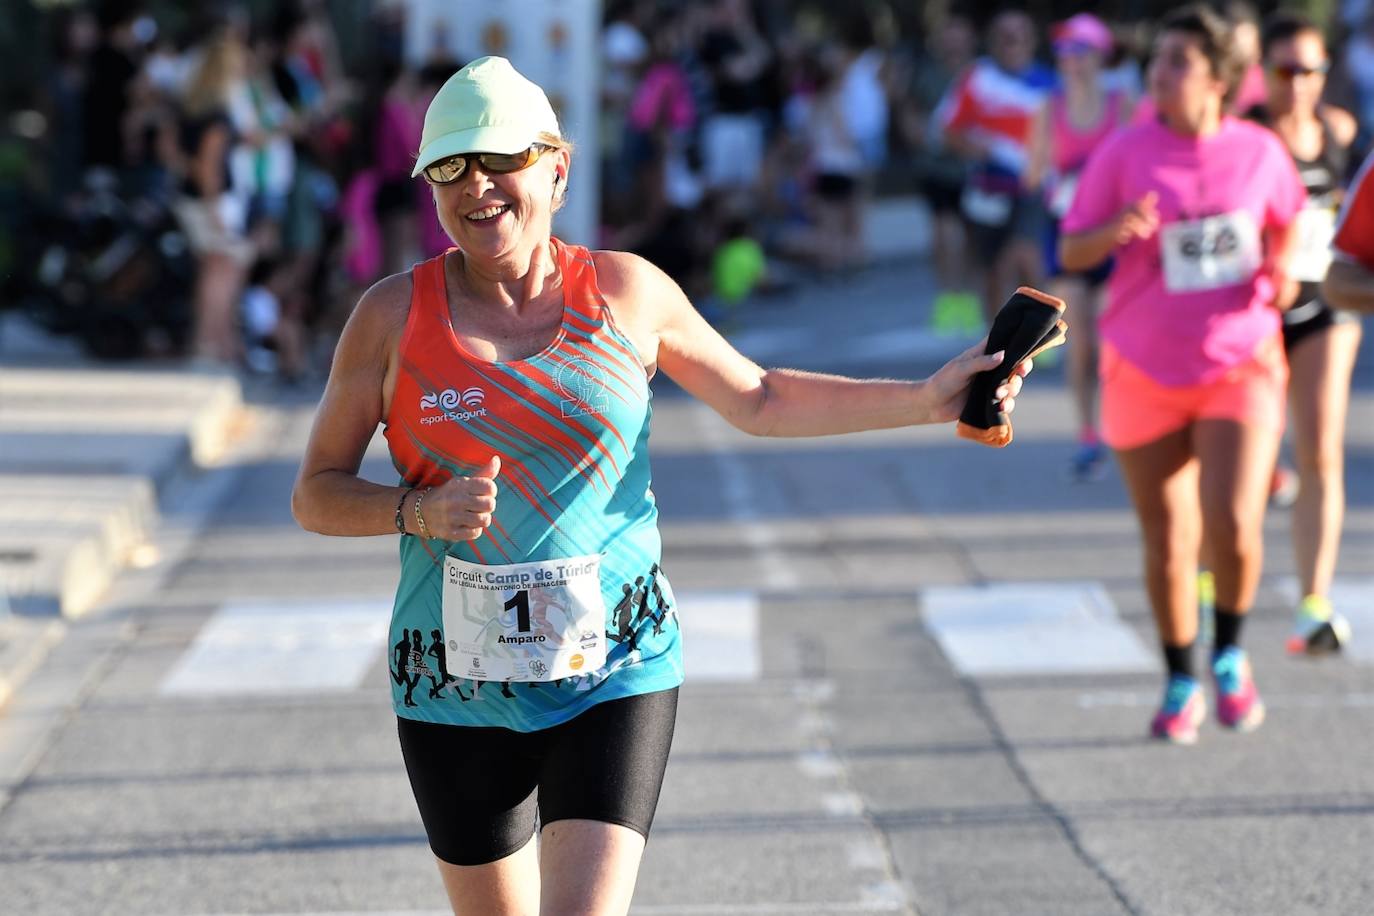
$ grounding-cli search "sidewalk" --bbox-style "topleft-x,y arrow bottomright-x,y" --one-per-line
0,313 -> 248,708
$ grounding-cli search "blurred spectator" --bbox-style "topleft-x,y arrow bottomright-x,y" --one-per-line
1023,13 -> 1133,483
173,31 -> 255,365
82,1 -> 144,172
698,0 -> 773,193
804,45 -> 866,272
610,8 -> 712,295
45,7 -> 98,211
836,14 -> 889,174
897,14 -> 978,331
602,0 -> 653,170
233,26 -> 298,237
374,59 -> 425,273
1342,13 -> 1374,134
143,32 -> 192,98
121,51 -> 180,200
938,9 -> 1054,324
1228,2 -> 1269,113
285,0 -> 350,109
414,65 -> 456,260
1102,22 -> 1147,100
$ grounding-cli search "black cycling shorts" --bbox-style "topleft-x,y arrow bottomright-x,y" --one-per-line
397,687 -> 679,866
1282,296 -> 1361,352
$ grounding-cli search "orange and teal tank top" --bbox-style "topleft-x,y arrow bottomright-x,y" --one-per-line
383,239 -> 683,731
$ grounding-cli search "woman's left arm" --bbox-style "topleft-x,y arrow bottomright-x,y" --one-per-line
597,252 -> 1025,437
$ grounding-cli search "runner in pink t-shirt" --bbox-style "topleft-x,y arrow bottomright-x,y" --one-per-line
1064,116 -> 1304,386
1060,5 -> 1305,746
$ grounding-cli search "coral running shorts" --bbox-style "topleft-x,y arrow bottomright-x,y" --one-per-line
1100,336 -> 1287,451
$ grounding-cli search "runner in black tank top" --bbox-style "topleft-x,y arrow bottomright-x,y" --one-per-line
1248,103 -> 1358,348
1251,13 -> 1360,655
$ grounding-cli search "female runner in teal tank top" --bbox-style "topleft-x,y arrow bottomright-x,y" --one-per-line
292,56 -> 1036,915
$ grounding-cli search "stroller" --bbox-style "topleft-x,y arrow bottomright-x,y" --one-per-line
19,168 -> 194,360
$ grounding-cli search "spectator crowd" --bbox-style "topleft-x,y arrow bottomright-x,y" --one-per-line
3,0 -> 1373,383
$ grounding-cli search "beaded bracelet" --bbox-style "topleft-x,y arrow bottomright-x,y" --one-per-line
414,487 -> 433,539
394,487 -> 415,535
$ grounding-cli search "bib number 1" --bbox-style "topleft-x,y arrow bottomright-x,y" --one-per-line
506,590 -> 531,633
442,554 -> 607,682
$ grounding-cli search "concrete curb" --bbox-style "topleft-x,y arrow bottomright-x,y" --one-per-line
0,364 -> 247,711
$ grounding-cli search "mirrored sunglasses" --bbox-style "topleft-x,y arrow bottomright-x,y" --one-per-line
1054,40 -> 1100,58
422,145 -> 549,185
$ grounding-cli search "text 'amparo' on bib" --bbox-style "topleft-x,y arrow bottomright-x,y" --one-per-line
443,553 -> 607,682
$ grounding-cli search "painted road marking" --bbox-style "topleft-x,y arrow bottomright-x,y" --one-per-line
1278,576 -> 1374,663
922,581 -> 1157,676
159,599 -> 390,696
798,749 -> 843,779
159,591 -> 756,695
681,590 -> 760,681
823,791 -> 865,817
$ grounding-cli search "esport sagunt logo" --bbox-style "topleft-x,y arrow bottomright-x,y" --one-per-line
420,387 -> 489,425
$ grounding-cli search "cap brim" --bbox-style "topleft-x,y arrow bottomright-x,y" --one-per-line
411,125 -> 545,177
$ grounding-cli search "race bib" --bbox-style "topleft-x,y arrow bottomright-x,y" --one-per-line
961,184 -> 1013,226
1290,203 -> 1336,283
1159,211 -> 1262,293
442,554 -> 607,682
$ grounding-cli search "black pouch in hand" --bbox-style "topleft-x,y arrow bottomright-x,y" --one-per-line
956,286 -> 1068,448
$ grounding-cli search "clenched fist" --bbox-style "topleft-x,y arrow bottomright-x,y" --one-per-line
416,455 -> 500,541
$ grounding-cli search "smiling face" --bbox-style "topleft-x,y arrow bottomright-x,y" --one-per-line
1264,30 -> 1328,117
429,143 -> 571,264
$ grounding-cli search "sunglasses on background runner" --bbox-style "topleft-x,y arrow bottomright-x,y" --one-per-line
422,145 -> 550,185
1270,62 -> 1330,80
1053,40 -> 1100,58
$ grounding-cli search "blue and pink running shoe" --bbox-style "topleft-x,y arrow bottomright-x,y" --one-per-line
1150,674 -> 1206,744
1212,647 -> 1265,732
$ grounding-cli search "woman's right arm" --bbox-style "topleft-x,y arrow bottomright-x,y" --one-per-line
291,273 -> 415,536
1060,192 -> 1159,272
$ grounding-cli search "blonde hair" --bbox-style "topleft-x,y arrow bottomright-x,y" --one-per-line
183,34 -> 244,118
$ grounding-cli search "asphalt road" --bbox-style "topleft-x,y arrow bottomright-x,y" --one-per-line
1,259 -> 1372,915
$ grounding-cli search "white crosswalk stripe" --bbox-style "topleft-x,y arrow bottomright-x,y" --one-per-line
155,577 -> 1374,699
159,598 -> 391,696
922,580 -> 1157,676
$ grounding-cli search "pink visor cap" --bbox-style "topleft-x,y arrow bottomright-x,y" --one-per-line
1052,13 -> 1114,54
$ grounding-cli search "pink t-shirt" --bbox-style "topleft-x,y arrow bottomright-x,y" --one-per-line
1062,116 -> 1306,386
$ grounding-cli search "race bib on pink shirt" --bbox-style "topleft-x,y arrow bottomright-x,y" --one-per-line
1159,211 -> 1262,293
